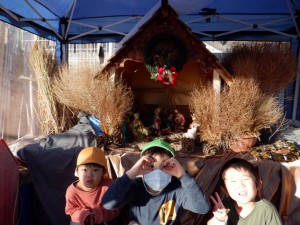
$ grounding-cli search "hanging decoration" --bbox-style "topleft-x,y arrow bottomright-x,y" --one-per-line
144,33 -> 186,86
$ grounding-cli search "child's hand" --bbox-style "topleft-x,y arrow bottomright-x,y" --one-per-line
126,155 -> 155,179
84,209 -> 95,225
210,192 -> 228,222
84,215 -> 92,225
161,157 -> 185,178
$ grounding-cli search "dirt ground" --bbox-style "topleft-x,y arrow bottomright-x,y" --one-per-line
278,125 -> 300,144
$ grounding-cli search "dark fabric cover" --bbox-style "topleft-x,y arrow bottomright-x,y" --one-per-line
16,118 -> 97,225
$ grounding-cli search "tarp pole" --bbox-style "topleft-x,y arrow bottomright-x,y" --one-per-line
55,40 -> 62,65
56,22 -> 68,65
62,41 -> 68,65
286,0 -> 300,39
292,40 -> 300,125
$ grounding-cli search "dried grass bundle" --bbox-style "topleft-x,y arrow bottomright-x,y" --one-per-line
220,78 -> 260,139
29,42 -> 71,135
189,82 -> 220,145
253,95 -> 284,133
221,42 -> 296,95
53,66 -> 133,136
189,77 -> 283,147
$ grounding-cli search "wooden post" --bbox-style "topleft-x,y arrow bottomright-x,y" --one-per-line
213,69 -> 221,127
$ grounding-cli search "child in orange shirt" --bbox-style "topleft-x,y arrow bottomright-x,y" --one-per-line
65,147 -> 120,225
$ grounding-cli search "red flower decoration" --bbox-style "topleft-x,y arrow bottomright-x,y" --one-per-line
156,67 -> 178,86
158,67 -> 164,73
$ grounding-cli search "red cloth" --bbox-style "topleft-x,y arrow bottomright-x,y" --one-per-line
0,139 -> 19,225
65,177 -> 120,225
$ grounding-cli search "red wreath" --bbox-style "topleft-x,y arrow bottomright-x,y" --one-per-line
156,66 -> 179,86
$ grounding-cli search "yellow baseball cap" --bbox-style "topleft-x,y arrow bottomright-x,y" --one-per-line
76,147 -> 107,169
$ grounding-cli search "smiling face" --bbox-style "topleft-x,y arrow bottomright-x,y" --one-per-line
76,164 -> 104,192
223,167 -> 260,207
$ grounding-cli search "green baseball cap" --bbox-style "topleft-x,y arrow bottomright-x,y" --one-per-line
141,139 -> 175,157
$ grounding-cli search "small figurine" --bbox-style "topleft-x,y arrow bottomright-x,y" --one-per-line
160,113 -> 174,135
189,114 -> 200,129
174,109 -> 185,133
152,108 -> 161,123
131,113 -> 149,142
149,108 -> 162,136
166,113 -> 174,130
149,115 -> 162,136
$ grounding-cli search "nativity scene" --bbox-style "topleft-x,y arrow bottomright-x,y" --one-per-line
4,1 -> 300,225
20,0 -> 299,165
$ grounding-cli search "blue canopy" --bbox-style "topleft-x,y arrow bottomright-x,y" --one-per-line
0,0 -> 299,43
0,0 -> 300,123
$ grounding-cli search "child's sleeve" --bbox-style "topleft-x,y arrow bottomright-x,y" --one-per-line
93,206 -> 120,224
178,172 -> 211,214
101,173 -> 135,209
65,189 -> 91,224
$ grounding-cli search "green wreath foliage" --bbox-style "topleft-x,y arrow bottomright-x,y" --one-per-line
144,33 -> 186,78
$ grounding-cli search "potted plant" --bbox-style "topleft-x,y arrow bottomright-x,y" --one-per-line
189,42 -> 296,153
189,77 -> 284,152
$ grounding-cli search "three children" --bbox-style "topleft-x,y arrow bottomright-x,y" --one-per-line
66,144 -> 283,225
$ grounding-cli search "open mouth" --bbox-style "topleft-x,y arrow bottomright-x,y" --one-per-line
238,191 -> 247,197
85,179 -> 93,186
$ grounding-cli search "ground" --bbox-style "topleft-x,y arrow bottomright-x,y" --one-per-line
278,125 -> 300,144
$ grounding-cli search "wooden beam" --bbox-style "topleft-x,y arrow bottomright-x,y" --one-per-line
161,0 -> 169,17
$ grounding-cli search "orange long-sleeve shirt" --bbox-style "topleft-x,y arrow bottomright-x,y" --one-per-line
65,177 -> 120,225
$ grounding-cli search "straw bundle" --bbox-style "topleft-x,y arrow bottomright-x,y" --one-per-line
221,42 -> 296,95
53,66 -> 133,136
29,42 -> 72,135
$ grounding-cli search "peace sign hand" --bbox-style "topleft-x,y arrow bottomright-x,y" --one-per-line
210,192 -> 229,222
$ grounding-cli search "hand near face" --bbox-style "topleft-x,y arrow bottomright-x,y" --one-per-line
126,155 -> 155,179
161,157 -> 185,178
210,192 -> 228,222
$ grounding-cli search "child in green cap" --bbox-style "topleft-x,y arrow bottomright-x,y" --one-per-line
101,139 -> 210,225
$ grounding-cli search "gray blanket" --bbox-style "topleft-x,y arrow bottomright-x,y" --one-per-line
17,115 -> 97,225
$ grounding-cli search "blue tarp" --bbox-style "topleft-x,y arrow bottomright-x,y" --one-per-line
0,0 -> 299,44
0,0 -> 299,121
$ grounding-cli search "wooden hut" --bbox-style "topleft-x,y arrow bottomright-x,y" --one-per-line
101,2 -> 233,127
